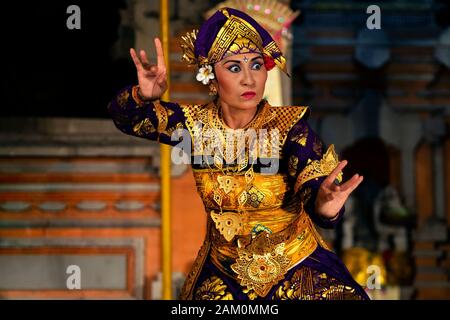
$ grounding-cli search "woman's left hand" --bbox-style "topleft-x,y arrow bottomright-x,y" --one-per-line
315,160 -> 363,220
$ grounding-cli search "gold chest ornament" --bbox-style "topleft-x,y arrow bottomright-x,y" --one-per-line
210,165 -> 255,242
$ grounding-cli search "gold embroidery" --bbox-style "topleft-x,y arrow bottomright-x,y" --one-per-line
272,266 -> 363,300
209,12 -> 263,66
194,276 -> 233,300
268,105 -> 309,148
313,136 -> 323,157
288,155 -> 298,177
242,287 -> 258,300
132,118 -> 156,136
181,101 -> 309,160
117,90 -> 130,108
231,231 -> 290,297
273,266 -> 314,299
131,85 -> 146,107
226,35 -> 259,56
153,101 -> 169,134
294,144 -> 342,193
163,122 -> 184,137
291,125 -> 308,147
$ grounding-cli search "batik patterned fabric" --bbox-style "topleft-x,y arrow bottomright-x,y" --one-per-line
108,85 -> 369,300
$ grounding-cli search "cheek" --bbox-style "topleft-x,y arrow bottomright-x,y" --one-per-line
257,72 -> 268,92
216,73 -> 237,96
218,80 -> 233,95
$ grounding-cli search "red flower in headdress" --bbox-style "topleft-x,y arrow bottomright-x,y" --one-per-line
263,55 -> 276,71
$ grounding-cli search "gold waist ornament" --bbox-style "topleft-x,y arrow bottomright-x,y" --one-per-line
231,231 -> 291,297
210,211 -> 322,297
210,210 -> 244,242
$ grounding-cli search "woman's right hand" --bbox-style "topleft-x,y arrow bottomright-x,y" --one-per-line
130,37 -> 167,100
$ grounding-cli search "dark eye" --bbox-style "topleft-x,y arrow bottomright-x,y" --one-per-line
228,64 -> 241,73
252,62 -> 263,70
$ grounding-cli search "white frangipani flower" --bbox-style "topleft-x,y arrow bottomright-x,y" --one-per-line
196,65 -> 215,85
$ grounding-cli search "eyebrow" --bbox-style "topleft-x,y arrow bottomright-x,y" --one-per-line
222,56 -> 264,65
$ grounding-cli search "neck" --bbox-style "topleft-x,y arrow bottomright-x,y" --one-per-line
218,100 -> 259,129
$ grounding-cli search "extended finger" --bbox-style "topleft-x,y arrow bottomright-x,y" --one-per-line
324,160 -> 347,186
341,174 -> 364,194
130,48 -> 143,71
154,38 -> 166,70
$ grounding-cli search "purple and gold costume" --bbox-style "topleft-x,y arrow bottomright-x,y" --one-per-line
108,8 -> 369,300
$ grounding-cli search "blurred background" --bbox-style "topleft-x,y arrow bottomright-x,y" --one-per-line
0,0 -> 449,300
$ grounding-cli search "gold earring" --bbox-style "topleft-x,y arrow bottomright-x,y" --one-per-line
209,83 -> 217,96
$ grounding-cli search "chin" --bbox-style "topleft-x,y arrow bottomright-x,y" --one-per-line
238,99 -> 259,108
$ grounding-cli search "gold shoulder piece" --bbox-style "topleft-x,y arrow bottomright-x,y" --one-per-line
265,106 -> 309,148
294,144 -> 342,193
180,29 -> 198,66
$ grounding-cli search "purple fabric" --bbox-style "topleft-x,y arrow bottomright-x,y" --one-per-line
107,85 -> 187,146
195,7 -> 283,63
283,118 -> 345,229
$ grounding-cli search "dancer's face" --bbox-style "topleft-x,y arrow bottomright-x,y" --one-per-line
213,52 -> 267,111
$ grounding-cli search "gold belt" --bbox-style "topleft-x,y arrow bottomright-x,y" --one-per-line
209,211 -> 319,297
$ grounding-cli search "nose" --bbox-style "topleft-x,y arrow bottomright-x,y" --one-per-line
240,65 -> 255,87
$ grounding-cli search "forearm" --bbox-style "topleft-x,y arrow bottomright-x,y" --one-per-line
108,85 -> 158,137
108,85 -> 186,146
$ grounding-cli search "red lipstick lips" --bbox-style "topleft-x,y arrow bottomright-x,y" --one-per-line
241,91 -> 256,99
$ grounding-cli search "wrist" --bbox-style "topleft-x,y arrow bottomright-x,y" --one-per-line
314,200 -> 340,221
137,86 -> 153,101
132,85 -> 156,105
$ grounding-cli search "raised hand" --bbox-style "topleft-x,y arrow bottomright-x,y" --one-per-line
315,160 -> 364,220
130,37 -> 167,100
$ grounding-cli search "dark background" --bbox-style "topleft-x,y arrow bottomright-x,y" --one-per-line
0,0 -> 134,118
